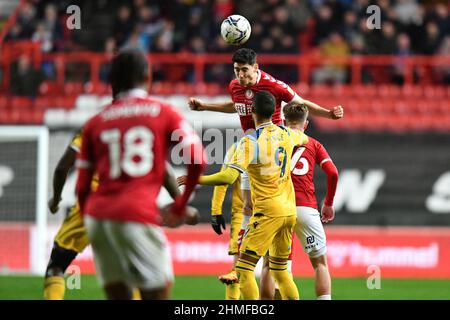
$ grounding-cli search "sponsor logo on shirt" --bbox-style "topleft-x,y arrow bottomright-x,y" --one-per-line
235,103 -> 252,116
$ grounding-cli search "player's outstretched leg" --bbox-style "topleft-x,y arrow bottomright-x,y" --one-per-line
310,254 -> 331,300
260,255 -> 276,300
235,253 -> 260,300
268,256 -> 299,300
43,242 -> 78,300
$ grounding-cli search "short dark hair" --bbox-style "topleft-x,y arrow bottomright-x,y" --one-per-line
109,49 -> 149,98
252,90 -> 275,119
283,102 -> 309,124
232,48 -> 257,65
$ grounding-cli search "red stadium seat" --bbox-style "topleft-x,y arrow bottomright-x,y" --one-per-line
309,85 -> 332,97
295,83 -> 309,96
401,84 -> 423,98
203,83 -> 221,96
150,82 -> 173,95
34,97 -> 50,110
64,82 -> 85,95
378,84 -> 401,97
53,95 -> 76,109
424,86 -> 445,99
0,110 -> 11,123
39,81 -> 61,95
0,96 -> 9,109
10,96 -> 33,110
353,85 -> 378,98
174,82 -> 194,95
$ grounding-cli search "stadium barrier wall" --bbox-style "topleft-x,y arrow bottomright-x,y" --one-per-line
1,224 -> 450,278
1,131 -> 449,275
2,41 -> 450,91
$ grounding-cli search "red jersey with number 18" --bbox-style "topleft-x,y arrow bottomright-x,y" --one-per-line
228,69 -> 296,132
290,136 -> 332,209
78,90 -> 201,225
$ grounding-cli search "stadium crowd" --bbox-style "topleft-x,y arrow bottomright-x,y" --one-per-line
4,0 -> 449,56
1,0 -> 449,94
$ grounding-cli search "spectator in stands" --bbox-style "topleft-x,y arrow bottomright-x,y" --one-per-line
32,22 -> 53,53
185,6 -> 210,47
393,0 -> 420,25
312,32 -> 350,84
42,4 -> 63,51
113,5 -> 135,47
286,0 -> 312,31
189,36 -> 207,54
313,4 -> 335,45
377,21 -> 398,55
10,55 -> 44,98
434,36 -> 450,84
340,10 -> 360,45
15,1 -> 36,39
100,37 -> 117,83
358,17 -> 379,54
150,20 -> 175,53
245,22 -> 264,52
235,0 -> 263,22
422,22 -> 442,55
431,3 -> 449,37
137,5 -> 164,51
392,33 -> 413,84
378,0 -> 399,22
120,28 -> 147,53
5,24 -> 24,42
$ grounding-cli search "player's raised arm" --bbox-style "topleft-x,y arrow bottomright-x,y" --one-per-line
48,141 -> 77,214
188,97 -> 236,113
291,94 -> 344,120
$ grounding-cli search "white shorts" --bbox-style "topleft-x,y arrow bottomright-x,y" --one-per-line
240,170 -> 251,190
295,206 -> 327,258
84,216 -> 174,290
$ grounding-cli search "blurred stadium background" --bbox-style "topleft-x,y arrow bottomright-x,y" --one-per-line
0,0 -> 449,299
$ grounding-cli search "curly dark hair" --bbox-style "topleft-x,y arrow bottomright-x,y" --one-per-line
232,48 -> 257,65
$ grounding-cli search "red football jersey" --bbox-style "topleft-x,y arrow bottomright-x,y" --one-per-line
228,69 -> 296,132
78,89 -> 200,225
290,136 -> 332,209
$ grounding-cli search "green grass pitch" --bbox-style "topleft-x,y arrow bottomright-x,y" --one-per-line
1,275 -> 449,300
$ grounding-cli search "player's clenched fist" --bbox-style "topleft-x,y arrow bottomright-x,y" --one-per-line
330,105 -> 344,119
188,97 -> 204,111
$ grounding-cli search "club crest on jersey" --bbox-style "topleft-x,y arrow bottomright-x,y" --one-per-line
245,89 -> 254,99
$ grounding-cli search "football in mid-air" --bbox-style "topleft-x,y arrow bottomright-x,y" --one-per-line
220,14 -> 251,45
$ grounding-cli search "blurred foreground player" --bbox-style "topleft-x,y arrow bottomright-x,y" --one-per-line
76,49 -> 205,300
45,131 -> 188,300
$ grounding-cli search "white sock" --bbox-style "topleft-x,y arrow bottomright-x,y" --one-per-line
317,294 -> 331,300
287,260 -> 292,275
